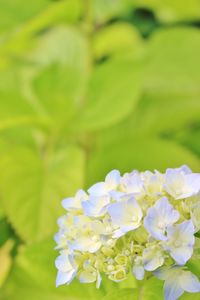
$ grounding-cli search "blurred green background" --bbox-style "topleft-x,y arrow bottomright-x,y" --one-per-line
0,0 -> 200,299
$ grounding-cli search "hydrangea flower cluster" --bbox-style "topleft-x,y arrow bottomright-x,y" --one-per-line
55,166 -> 200,300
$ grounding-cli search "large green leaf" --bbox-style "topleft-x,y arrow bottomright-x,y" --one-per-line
0,145 -> 85,242
145,28 -> 200,92
77,56 -> 143,131
86,137 -> 200,185
28,27 -> 89,127
91,0 -> 133,23
130,28 -> 200,136
0,0 -> 48,34
92,23 -> 144,59
0,0 -> 83,60
126,92 -> 200,136
103,288 -> 137,300
141,277 -> 163,300
135,0 -> 200,23
1,239 -> 104,300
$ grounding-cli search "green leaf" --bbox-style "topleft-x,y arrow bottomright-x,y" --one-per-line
91,0 -> 133,23
126,92 -> 200,136
103,288 -> 137,300
141,277 -> 163,300
86,137 -> 200,186
2,239 -> 105,300
28,26 -> 89,128
135,0 -> 200,23
0,0 -> 48,34
145,28 -> 200,92
0,0 -> 83,59
28,26 -> 89,69
77,57 -> 143,131
0,240 -> 14,288
0,145 -> 85,242
132,28 -> 200,136
92,23 -> 144,59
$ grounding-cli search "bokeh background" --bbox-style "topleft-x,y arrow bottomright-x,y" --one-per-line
0,0 -> 200,299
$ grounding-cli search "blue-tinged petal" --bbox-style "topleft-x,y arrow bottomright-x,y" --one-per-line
56,269 -> 76,287
82,195 -> 110,217
79,270 -> 96,283
132,265 -> 144,280
168,246 -> 193,265
164,277 -> 184,300
108,196 -> 142,237
144,197 -> 179,241
62,189 -> 88,211
105,170 -> 120,188
180,271 -> 200,293
143,246 -> 164,271
88,182 -> 107,196
69,236 -> 101,253
154,266 -> 171,280
164,220 -> 195,265
121,171 -> 144,195
55,254 -> 72,273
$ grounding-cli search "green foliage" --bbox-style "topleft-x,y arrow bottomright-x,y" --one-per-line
0,0 -> 200,299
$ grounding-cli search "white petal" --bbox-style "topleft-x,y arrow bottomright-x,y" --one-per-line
82,196 -> 109,217
105,170 -> 120,189
96,272 -> 102,288
132,265 -> 144,280
79,270 -> 96,283
144,197 -> 179,241
69,237 -> 101,253
164,278 -> 183,300
56,270 -> 75,287
169,246 -> 193,265
55,254 -> 72,273
180,271 -> 200,293
88,182 -> 107,196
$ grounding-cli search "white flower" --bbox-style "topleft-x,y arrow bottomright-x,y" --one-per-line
82,195 -> 110,217
190,201 -> 200,232
132,256 -> 144,280
141,170 -> 164,197
79,264 -> 102,288
121,171 -> 145,195
62,189 -> 88,211
164,167 -> 200,199
68,216 -> 103,253
154,266 -> 200,300
55,253 -> 77,287
163,220 -> 195,265
55,166 -> 200,296
144,197 -> 180,240
143,244 -> 164,271
108,196 -> 143,238
88,170 -> 120,196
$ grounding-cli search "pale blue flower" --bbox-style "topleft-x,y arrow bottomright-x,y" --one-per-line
154,266 -> 200,300
82,195 -> 110,217
68,216 -> 103,253
144,197 -> 180,240
121,171 -> 145,195
132,265 -> 144,280
164,167 -> 200,199
55,253 -> 77,287
62,189 -> 88,211
143,245 -> 164,271
108,196 -> 142,238
88,170 -> 121,196
141,170 -> 164,197
79,266 -> 102,288
163,220 -> 195,265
